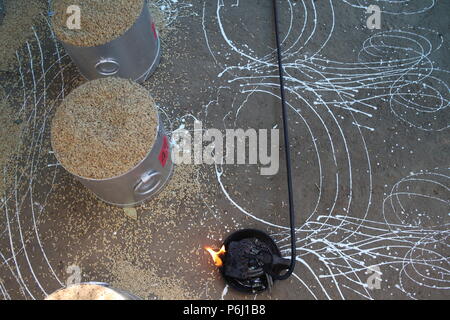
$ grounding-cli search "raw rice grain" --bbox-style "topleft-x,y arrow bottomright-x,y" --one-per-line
52,0 -> 144,47
51,77 -> 158,179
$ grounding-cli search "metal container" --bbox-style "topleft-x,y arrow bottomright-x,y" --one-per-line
65,114 -> 173,208
45,282 -> 142,300
57,0 -> 161,83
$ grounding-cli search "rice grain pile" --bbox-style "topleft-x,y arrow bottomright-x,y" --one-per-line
45,284 -> 126,300
0,0 -> 45,70
51,77 -> 158,180
52,0 -> 144,47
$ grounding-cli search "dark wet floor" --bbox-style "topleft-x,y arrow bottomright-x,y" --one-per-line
0,0 -> 449,300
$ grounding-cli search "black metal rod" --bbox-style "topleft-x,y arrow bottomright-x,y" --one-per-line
271,0 -> 296,281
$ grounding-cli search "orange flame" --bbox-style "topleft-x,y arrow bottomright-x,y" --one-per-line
205,245 -> 226,267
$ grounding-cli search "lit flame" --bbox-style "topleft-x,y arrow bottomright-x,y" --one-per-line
205,245 -> 226,267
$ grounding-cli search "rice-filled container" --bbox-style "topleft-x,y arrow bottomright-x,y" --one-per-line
51,0 -> 161,82
51,77 -> 173,207
45,283 -> 141,300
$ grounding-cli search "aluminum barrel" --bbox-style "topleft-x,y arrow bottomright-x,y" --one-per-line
57,0 -> 161,83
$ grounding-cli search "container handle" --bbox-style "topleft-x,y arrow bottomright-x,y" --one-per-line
95,58 -> 120,76
134,170 -> 161,196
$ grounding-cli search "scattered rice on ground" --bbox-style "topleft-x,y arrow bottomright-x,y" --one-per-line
0,0 -> 45,70
51,77 -> 158,179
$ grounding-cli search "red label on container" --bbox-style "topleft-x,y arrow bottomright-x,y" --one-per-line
152,22 -> 158,40
159,136 -> 169,168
